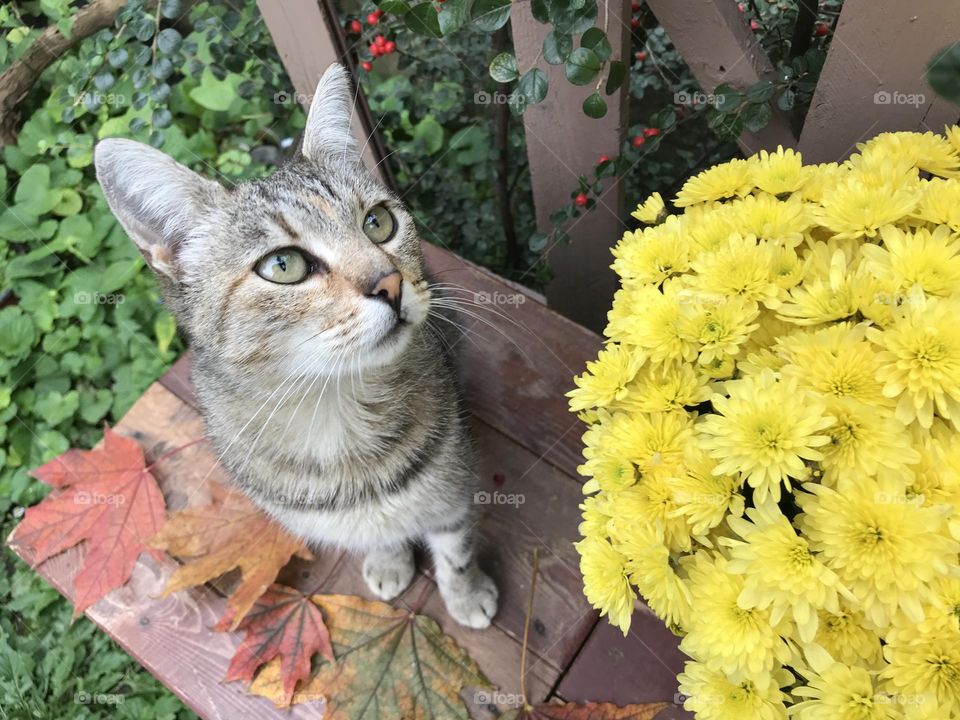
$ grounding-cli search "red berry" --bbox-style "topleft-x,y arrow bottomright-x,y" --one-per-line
366,12 -> 379,24
369,43 -> 380,56
631,17 -> 640,30
375,34 -> 387,45
385,40 -> 396,53
598,154 -> 610,164
635,50 -> 648,62
373,8 -> 384,17
574,193 -> 588,207
631,135 -> 645,148
815,22 -> 829,36
738,2 -> 746,11
643,127 -> 660,138
750,19 -> 760,31
347,19 -> 362,33
361,61 -> 373,71
631,0 -> 640,10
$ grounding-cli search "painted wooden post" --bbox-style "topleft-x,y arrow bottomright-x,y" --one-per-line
645,0 -> 797,154
798,0 -> 960,163
512,0 -> 632,332
256,0 -> 393,185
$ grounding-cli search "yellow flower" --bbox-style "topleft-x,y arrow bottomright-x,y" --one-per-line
883,620 -> 960,715
914,177 -> 960,231
796,477 -> 959,628
679,295 -> 760,365
690,234 -> 785,308
730,191 -> 810,247
631,191 -> 666,223
798,163 -> 846,203
778,245 -> 874,326
814,174 -> 919,239
816,398 -> 919,480
686,203 -> 738,253
670,448 -> 745,537
680,553 -> 792,678
612,361 -> 712,414
792,646 -> 901,720
606,279 -> 699,363
678,661 -> 792,720
867,292 -> 960,429
616,521 -> 693,628
814,605 -> 884,668
722,500 -> 854,643
698,369 -> 833,503
676,158 -> 753,206
578,494 -> 614,538
612,216 -> 690,284
603,409 -> 695,474
567,343 -> 645,411
858,130 -> 960,178
575,535 -> 636,634
578,451 -> 637,493
609,469 -> 694,553
861,224 -> 960,298
750,146 -> 805,196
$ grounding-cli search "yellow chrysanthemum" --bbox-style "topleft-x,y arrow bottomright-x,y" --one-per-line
608,470 -> 694,552
612,216 -> 690,284
616,521 -> 693,628
883,620 -> 960,715
857,130 -> 960,178
796,477 -> 959,628
612,361 -> 711,414
778,245 -> 875,326
578,494 -> 614,538
606,279 -> 699,362
817,398 -> 919,480
730,192 -> 810,246
631,191 -> 666,223
680,295 -> 760,365
690,234 -> 785,308
867,292 -> 960,429
814,174 -> 919,239
798,162 -> 845,203
698,369 -> 833,503
670,448 -> 745,538
567,342 -> 645,411
814,605 -> 884,668
676,158 -> 753,207
575,535 -> 636,634
578,451 -> 637,494
914,177 -> 960,231
750,146 -> 806,196
861,224 -> 960,298
602,408 -> 695,474
678,661 -> 792,720
792,646 -> 901,720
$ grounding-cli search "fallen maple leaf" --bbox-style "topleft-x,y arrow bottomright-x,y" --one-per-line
10,427 -> 166,616
149,484 -> 311,629
250,594 -> 490,716
501,701 -> 669,719
224,584 -> 334,706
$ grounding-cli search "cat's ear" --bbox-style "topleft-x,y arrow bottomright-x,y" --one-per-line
94,138 -> 225,279
301,63 -> 360,164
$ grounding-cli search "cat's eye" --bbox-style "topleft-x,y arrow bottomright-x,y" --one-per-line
255,248 -> 310,284
362,204 -> 396,244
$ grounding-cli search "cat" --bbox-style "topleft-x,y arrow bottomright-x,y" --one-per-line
93,64 -> 498,629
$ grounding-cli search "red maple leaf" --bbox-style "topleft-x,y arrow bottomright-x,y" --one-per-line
10,427 -> 166,616
225,584 -> 334,705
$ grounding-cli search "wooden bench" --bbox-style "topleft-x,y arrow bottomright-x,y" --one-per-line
10,242 -> 690,719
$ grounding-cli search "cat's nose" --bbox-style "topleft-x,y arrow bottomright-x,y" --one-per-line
367,270 -> 402,315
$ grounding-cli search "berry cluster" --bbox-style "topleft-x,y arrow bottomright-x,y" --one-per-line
344,8 -> 396,72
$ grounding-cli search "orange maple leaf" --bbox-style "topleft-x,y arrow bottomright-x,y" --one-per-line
225,584 -> 334,706
149,484 -> 311,629
10,427 -> 166,616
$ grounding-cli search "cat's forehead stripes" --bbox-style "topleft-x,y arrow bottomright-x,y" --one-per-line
270,212 -> 301,240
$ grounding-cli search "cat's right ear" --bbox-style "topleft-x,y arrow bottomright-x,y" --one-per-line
94,138 -> 225,279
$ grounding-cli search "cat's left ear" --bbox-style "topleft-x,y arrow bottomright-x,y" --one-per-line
301,63 -> 360,164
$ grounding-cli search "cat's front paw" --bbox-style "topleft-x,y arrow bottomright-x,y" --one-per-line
440,570 -> 498,629
362,545 -> 416,601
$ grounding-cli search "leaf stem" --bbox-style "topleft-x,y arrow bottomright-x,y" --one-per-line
518,547 -> 539,707
145,437 -> 206,471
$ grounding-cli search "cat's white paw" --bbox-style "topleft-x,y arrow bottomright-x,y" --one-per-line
441,570 -> 498,629
362,547 -> 415,601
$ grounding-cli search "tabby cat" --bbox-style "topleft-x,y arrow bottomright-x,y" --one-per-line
94,64 -> 498,628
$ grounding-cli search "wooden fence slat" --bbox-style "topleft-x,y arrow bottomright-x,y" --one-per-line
798,0 -> 960,162
256,0 -> 393,184
511,0 -> 632,332
645,0 -> 797,154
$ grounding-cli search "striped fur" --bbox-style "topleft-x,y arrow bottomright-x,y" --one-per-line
94,65 -> 498,628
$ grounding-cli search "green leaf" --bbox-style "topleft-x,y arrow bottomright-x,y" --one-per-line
649,106 -> 677,129
777,88 -> 796,111
189,68 -> 237,111
551,0 -> 596,34
159,0 -> 183,19
517,67 -> 548,105
471,0 -> 512,32
543,31 -> 572,65
154,313 -> 177,355
489,53 -> 519,83
156,27 -> 182,53
411,115 -> 444,155
528,231 -> 549,252
52,189 -> 83,217
927,44 -> 960,104
14,164 -> 58,216
582,91 -> 607,118
604,60 -> 626,95
405,3 -> 443,38
713,83 -> 744,114
531,0 -> 550,23
708,110 -> 744,139
745,80 -> 775,103
0,308 -> 36,358
742,102 -> 773,132
79,389 -> 113,424
437,0 -> 469,34
580,27 -> 611,62
564,47 -> 601,85
379,0 -> 411,13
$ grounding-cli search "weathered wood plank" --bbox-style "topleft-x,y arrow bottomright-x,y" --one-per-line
160,242 -> 601,482
645,0 -> 797,154
798,0 -> 960,162
511,0 -> 631,332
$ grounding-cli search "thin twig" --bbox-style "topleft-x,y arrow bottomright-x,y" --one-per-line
518,547 -> 540,707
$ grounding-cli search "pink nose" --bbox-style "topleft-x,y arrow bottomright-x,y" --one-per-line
367,270 -> 402,314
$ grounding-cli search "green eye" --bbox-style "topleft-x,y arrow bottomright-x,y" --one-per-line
255,248 -> 310,284
362,204 -> 396,244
